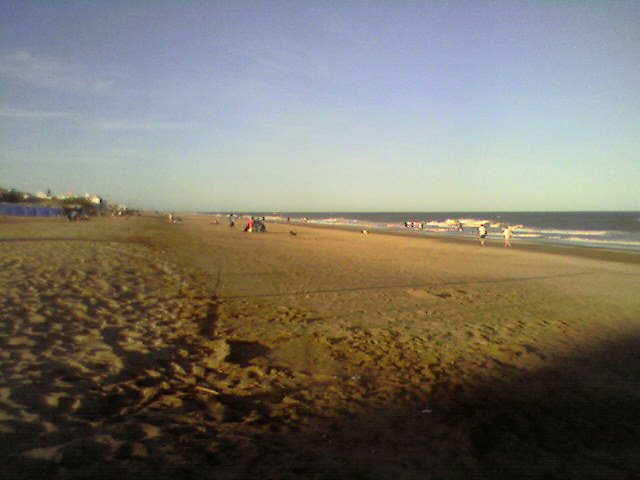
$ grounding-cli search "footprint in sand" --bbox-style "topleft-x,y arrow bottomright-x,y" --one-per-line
434,292 -> 452,298
407,288 -> 453,299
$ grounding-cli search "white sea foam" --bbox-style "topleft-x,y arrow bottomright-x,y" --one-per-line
552,237 -> 640,247
318,217 -> 359,225
514,228 -> 611,236
457,218 -> 493,227
425,221 -> 449,227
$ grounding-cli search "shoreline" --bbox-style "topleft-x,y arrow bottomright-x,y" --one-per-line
208,213 -> 640,265
196,210 -> 640,254
5,211 -> 639,263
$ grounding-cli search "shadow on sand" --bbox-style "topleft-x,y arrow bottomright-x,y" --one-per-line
2,327 -> 639,480
211,332 -> 638,480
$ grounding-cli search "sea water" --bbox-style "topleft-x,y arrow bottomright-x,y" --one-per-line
245,211 -> 640,252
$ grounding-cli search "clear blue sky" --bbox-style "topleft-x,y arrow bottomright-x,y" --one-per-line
1,1 -> 638,211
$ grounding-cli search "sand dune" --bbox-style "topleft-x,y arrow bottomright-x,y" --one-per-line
1,215 -> 639,479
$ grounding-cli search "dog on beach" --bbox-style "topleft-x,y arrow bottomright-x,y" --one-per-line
361,230 -> 369,234
289,231 -> 297,236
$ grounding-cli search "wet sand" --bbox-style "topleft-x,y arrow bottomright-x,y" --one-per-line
1,215 -> 639,479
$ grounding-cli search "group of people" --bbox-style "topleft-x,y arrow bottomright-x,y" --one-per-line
66,209 -> 89,221
167,212 -> 181,224
244,216 -> 266,232
226,214 -> 266,232
478,224 -> 513,247
405,220 -> 464,231
404,221 -> 424,229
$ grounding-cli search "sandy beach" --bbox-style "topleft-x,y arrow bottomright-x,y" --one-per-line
1,214 -> 639,479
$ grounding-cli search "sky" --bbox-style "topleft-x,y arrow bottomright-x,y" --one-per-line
1,1 -> 639,212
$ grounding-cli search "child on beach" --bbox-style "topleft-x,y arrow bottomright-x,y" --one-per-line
503,226 -> 513,247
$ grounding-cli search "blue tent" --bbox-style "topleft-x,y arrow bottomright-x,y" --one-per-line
0,203 -> 63,217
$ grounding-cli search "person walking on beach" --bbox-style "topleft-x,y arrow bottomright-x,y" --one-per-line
503,226 -> 513,247
478,224 -> 487,246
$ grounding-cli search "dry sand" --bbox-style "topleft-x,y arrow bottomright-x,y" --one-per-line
1,214 -> 639,479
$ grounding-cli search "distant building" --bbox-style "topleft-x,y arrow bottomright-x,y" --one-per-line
85,194 -> 103,205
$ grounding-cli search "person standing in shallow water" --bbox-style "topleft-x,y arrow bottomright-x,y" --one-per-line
503,226 -> 513,247
478,224 -> 487,246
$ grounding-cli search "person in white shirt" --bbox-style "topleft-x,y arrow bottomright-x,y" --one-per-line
478,224 -> 487,246
503,226 -> 513,247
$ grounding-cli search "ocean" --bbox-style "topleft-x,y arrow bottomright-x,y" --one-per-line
242,211 -> 640,252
